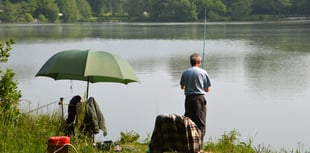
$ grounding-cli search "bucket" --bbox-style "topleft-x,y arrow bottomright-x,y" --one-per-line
47,136 -> 70,153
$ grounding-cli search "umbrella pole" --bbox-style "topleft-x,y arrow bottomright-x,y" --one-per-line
86,77 -> 89,99
86,77 -> 95,143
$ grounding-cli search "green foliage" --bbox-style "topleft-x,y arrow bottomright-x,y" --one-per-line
0,111 -> 306,153
76,0 -> 92,21
204,130 -> 256,153
127,0 -> 147,17
35,0 -> 59,22
197,0 -> 227,20
38,14 -> 47,22
0,39 -> 14,63
230,0 -> 253,20
24,13 -> 34,22
56,0 -> 80,22
119,131 -> 140,144
0,0 -> 310,22
0,69 -> 21,115
0,39 -> 22,125
0,1 -> 18,22
142,132 -> 151,144
255,143 -> 310,153
0,112 -> 64,153
0,110 -> 146,153
149,0 -> 197,21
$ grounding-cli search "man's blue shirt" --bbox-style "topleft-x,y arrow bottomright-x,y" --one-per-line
180,67 -> 211,96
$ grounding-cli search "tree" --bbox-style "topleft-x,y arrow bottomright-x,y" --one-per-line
252,0 -> 271,14
76,0 -> 92,21
87,0 -> 105,16
15,1 -> 35,22
174,0 -> 197,21
305,0 -> 310,14
149,0 -> 197,21
290,0 -> 303,14
0,39 -> 22,123
252,0 -> 291,15
0,1 -> 18,22
196,0 -> 226,20
229,0 -> 253,20
56,0 -> 80,22
35,0 -> 59,22
110,0 -> 126,16
272,0 -> 292,15
27,0 -> 38,15
127,0 -> 147,17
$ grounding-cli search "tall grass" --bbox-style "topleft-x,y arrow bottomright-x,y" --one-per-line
0,110 -> 63,153
1,109 -> 309,153
204,130 -> 310,153
204,130 -> 256,153
0,108 -> 146,153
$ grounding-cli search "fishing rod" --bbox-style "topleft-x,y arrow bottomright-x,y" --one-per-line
27,99 -> 60,113
202,8 -> 207,69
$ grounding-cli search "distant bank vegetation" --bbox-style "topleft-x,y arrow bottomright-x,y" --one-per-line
0,0 -> 309,23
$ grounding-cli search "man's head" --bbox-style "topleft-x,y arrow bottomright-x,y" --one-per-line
190,53 -> 202,67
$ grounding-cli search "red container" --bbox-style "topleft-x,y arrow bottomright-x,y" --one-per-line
47,136 -> 70,153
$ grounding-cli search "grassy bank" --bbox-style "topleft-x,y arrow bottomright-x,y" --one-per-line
0,111 -> 309,153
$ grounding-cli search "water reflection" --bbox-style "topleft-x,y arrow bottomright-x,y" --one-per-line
244,48 -> 310,100
1,21 -> 310,52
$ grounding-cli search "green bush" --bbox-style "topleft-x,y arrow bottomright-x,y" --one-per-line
119,131 -> 140,144
0,39 -> 22,125
204,130 -> 256,153
38,14 -> 47,22
24,13 -> 34,22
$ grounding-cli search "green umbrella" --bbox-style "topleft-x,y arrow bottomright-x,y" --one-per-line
35,49 -> 139,98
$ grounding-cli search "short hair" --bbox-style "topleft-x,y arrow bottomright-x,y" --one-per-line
190,53 -> 201,66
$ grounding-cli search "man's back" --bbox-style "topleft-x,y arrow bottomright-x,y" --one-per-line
180,67 -> 210,95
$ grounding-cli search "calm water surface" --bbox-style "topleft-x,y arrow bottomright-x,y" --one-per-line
1,21 -> 310,149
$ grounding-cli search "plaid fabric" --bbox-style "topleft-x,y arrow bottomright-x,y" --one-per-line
184,116 -> 202,153
149,114 -> 201,153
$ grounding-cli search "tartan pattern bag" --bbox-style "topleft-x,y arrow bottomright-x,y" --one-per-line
149,114 -> 202,153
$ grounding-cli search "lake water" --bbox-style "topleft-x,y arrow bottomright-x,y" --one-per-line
1,21 -> 310,149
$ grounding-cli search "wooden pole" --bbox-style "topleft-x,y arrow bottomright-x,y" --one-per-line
59,97 -> 64,120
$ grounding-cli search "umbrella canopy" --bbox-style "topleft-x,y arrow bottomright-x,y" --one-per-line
35,49 -> 139,97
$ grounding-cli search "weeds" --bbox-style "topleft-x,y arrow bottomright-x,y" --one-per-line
255,143 -> 310,153
204,130 -> 256,153
1,111 -> 310,153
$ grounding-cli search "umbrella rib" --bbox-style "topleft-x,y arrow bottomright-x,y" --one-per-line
114,56 -> 125,81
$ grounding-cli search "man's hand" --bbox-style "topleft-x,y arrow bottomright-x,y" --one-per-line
205,87 -> 211,92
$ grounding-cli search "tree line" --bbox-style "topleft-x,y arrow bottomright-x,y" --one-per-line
0,0 -> 309,23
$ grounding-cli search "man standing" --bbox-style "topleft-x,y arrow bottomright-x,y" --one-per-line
180,53 -> 211,142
